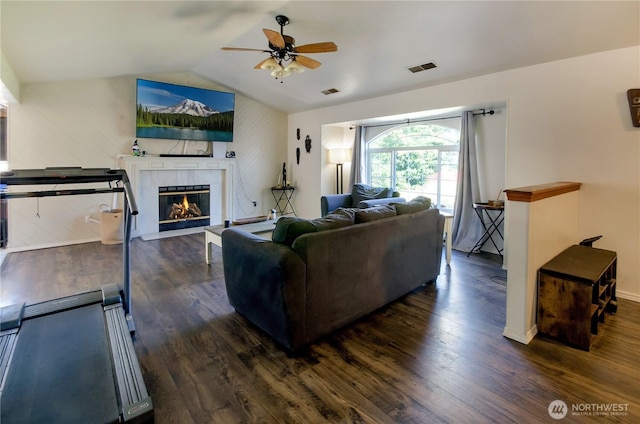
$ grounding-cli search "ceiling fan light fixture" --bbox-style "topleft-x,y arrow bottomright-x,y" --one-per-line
260,57 -> 281,71
271,68 -> 291,78
284,60 -> 305,73
222,15 -> 337,78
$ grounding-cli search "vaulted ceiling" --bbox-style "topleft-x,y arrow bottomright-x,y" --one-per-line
2,1 -> 639,113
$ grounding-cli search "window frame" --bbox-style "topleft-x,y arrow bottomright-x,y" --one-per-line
365,123 -> 460,212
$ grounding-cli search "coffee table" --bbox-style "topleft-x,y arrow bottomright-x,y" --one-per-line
204,220 -> 276,264
441,212 -> 453,265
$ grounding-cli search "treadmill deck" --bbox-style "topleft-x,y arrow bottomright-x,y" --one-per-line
1,304 -> 120,423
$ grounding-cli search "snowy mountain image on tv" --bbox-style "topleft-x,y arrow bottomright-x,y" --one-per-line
136,79 -> 235,142
155,99 -> 219,117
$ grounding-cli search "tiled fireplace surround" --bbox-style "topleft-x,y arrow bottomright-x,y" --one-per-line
118,155 -> 235,239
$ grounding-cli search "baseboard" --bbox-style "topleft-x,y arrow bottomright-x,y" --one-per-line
5,237 -> 102,253
503,325 -> 538,344
617,290 -> 640,303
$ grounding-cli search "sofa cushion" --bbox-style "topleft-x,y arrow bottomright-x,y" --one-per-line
351,183 -> 392,207
272,209 -> 355,246
392,196 -> 432,215
357,197 -> 406,209
290,209 -> 356,258
272,217 -> 318,246
354,204 -> 397,223
310,207 -> 355,230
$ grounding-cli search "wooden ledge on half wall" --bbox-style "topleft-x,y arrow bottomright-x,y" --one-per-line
504,182 -> 582,203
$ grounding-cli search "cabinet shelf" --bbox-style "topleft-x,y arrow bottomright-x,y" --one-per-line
537,245 -> 617,351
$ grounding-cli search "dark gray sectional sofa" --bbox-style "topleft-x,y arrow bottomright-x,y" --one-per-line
222,201 -> 445,352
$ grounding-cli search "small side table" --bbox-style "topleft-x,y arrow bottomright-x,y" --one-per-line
538,245 -> 617,350
468,202 -> 504,257
271,186 -> 296,216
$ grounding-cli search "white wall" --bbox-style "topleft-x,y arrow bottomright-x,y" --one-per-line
321,124 -> 353,196
6,72 -> 286,249
1,50 -> 20,103
288,46 -> 640,301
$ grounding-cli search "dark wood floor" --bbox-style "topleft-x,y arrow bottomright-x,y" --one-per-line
2,234 -> 639,423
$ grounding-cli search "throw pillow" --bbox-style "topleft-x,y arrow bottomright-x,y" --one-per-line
290,208 -> 356,258
354,204 -> 397,223
272,217 -> 317,246
392,196 -> 432,215
351,183 -> 392,207
310,207 -> 355,231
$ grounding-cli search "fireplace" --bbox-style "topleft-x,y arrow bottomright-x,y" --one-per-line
158,185 -> 210,232
118,156 -> 233,240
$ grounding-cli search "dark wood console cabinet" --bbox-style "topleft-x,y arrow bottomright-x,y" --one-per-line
537,244 -> 617,350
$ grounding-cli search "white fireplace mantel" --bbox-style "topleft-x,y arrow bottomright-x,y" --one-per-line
118,155 -> 235,239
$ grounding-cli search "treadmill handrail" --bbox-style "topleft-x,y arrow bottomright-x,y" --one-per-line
123,181 -> 138,216
0,167 -> 139,317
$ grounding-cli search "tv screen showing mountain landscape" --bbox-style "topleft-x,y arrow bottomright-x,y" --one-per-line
136,79 -> 235,142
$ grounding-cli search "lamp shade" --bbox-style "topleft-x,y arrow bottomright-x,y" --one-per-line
260,57 -> 280,71
271,68 -> 291,78
329,148 -> 351,164
284,60 -> 305,73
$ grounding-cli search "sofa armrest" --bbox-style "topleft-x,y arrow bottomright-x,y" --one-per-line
357,197 -> 406,209
321,194 -> 352,216
222,229 -> 307,351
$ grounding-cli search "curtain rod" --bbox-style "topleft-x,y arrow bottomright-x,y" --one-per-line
354,109 -> 495,129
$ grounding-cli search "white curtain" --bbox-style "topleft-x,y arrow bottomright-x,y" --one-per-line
349,125 -> 364,186
451,111 -> 484,252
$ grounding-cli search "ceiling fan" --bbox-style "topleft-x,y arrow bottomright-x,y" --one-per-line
221,15 -> 337,79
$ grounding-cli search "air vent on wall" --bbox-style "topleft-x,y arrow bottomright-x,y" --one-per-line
321,88 -> 340,95
408,62 -> 437,73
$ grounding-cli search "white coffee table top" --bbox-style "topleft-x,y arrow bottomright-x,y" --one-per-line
205,220 -> 276,237
204,220 -> 277,264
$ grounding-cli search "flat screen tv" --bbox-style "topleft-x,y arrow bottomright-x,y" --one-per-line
136,79 -> 235,142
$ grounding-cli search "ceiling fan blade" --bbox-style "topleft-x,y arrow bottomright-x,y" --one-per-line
263,28 -> 285,48
294,42 -> 337,54
296,55 -> 322,69
221,47 -> 269,52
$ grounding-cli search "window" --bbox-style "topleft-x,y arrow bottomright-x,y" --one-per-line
366,123 -> 460,212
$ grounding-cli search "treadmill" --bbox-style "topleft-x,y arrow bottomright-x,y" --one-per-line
0,167 -> 153,423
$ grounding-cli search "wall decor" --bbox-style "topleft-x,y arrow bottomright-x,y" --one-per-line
305,135 -> 312,153
296,147 -> 301,164
627,89 -> 640,127
297,128 -> 300,140
282,162 -> 287,187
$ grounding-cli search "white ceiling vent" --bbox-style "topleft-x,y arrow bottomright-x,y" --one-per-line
321,88 -> 340,95
408,62 -> 437,73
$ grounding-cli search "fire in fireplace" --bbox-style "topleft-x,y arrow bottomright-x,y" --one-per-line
158,185 -> 210,232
